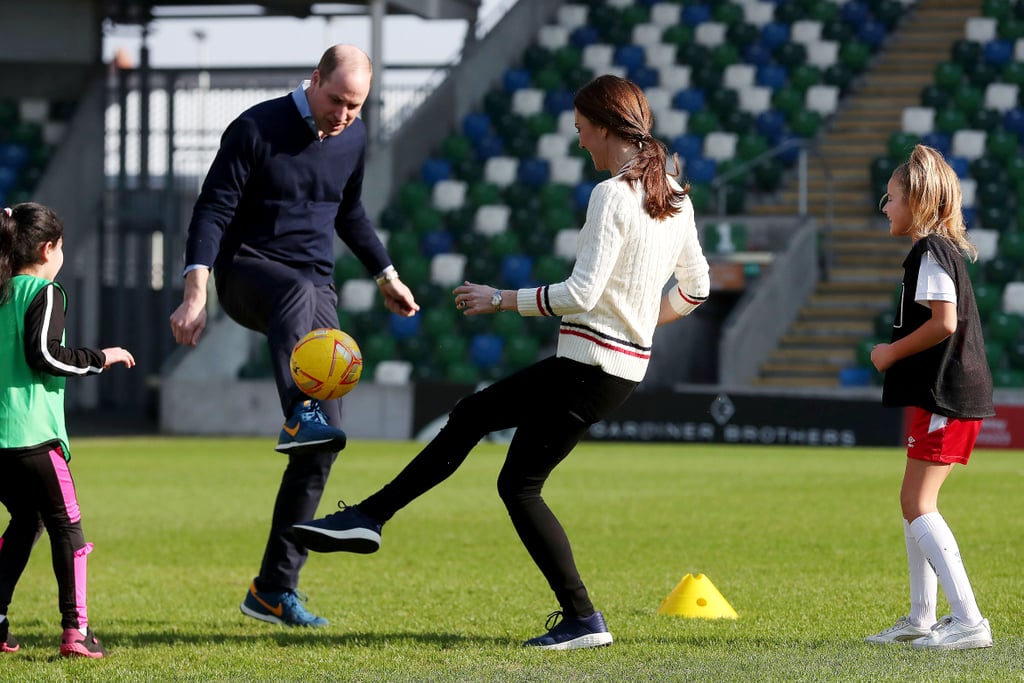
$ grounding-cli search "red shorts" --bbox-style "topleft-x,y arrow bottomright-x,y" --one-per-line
905,407 -> 982,465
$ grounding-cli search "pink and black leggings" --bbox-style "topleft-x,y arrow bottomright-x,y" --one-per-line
0,443 -> 92,630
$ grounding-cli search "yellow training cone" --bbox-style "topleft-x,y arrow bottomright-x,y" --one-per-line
658,573 -> 738,619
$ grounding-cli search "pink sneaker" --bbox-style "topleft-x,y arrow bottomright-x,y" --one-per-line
60,627 -> 107,658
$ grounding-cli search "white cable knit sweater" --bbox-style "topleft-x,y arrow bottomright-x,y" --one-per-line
516,174 -> 710,382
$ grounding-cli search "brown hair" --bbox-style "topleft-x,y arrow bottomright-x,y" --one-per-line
0,202 -> 64,303
891,144 -> 977,261
573,74 -> 688,221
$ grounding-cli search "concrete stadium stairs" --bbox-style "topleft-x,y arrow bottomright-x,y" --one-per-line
748,0 -> 983,387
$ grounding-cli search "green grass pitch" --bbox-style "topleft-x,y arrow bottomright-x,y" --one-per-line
2,438 -> 1022,681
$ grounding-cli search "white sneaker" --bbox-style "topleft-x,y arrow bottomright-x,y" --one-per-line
911,615 -> 993,650
865,616 -> 931,644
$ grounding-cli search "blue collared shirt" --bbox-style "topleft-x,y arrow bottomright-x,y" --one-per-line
291,80 -> 321,139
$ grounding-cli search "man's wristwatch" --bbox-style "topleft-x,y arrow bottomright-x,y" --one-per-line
490,289 -> 503,311
374,268 -> 399,287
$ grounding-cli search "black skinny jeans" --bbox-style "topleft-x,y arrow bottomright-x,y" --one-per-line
360,355 -> 637,618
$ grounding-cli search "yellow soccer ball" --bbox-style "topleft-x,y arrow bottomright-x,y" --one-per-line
289,328 -> 363,401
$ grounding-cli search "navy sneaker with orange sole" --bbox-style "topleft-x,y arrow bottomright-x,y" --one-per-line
240,582 -> 328,627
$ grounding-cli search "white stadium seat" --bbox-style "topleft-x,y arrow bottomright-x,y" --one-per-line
650,2 -> 682,26
658,64 -> 692,92
474,204 -> 511,236
654,109 -> 689,138
984,83 -> 1019,113
724,64 -> 756,89
805,84 -> 839,116
790,20 -> 822,45
557,5 -> 588,30
806,40 -> 839,69
549,156 -> 584,185
430,252 -> 467,286
951,130 -> 987,161
703,132 -> 738,162
582,44 -> 614,71
644,43 -> 677,68
695,22 -> 727,47
511,88 -> 544,117
375,360 -> 413,386
969,228 -> 999,262
431,179 -> 467,211
537,132 -> 574,160
1002,282 -> 1024,316
537,24 -> 569,51
901,107 -> 935,135
632,23 -> 664,47
965,16 -> 997,43
554,228 -> 580,260
339,280 -> 376,313
743,1 -> 775,27
738,86 -> 772,115
483,156 -> 518,187
960,177 -> 978,208
558,110 -> 578,136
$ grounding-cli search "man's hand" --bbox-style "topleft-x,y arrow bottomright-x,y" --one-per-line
380,277 -> 419,317
169,268 -> 210,347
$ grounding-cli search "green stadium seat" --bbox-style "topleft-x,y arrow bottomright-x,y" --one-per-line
953,84 -> 984,116
334,254 -> 364,286
874,310 -> 895,338
398,181 -> 430,213
999,230 -> 1024,264
988,311 -> 1023,346
986,130 -> 1019,162
985,340 -> 1006,369
504,336 -> 540,370
950,39 -> 982,68
445,360 -> 479,384
993,368 -> 1024,387
887,131 -> 919,161
434,332 -> 469,368
974,283 -> 1003,319
920,85 -> 947,109
933,62 -> 964,92
790,65 -> 821,93
839,41 -> 871,72
934,107 -> 968,135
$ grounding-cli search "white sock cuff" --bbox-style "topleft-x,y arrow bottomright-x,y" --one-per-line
909,511 -> 945,541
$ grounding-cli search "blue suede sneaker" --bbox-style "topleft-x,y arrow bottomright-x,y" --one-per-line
275,400 -> 347,455
522,611 -> 613,650
240,582 -> 328,628
291,503 -> 382,554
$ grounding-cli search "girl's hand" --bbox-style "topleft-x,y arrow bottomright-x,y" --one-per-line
870,343 -> 893,372
102,347 -> 136,369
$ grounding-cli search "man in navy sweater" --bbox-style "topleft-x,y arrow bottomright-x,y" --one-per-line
170,44 -> 418,627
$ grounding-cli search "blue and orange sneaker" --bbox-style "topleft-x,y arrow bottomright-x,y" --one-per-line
275,400 -> 347,455
0,619 -> 19,653
522,611 -> 613,650
240,582 -> 328,628
59,627 -> 106,658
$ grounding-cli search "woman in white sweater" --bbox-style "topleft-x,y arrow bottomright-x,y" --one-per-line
292,75 -> 711,650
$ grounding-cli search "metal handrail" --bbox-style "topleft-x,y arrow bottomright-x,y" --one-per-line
708,138 -> 834,228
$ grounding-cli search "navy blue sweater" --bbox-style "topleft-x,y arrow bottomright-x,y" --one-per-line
185,94 -> 390,285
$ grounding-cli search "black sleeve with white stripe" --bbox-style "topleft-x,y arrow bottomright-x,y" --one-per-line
23,283 -> 106,377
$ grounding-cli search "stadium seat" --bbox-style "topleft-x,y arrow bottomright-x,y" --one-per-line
901,107 -> 935,135
469,333 -> 504,369
474,204 -> 510,236
961,177 -> 978,207
951,130 -> 987,161
511,88 -> 544,117
738,86 -> 772,115
431,179 -> 467,211
501,254 -> 534,289
791,20 -> 823,45
483,156 -> 519,187
1003,281 -> 1024,315
805,84 -> 839,116
966,16 -> 998,43
429,253 -> 467,287
985,82 -> 1019,112
549,156 -> 584,185
806,41 -> 839,69
970,228 -> 1000,261
644,43 -> 677,69
339,280 -> 377,313
703,132 -> 738,161
554,228 -> 580,260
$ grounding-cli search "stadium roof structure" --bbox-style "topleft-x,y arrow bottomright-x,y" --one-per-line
102,0 -> 480,24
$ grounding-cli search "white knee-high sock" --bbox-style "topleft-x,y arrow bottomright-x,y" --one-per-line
910,512 -> 983,626
903,518 -> 936,627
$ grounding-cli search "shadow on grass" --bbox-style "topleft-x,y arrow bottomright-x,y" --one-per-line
99,626 -> 515,649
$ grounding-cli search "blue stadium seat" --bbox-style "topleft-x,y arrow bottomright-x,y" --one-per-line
858,20 -> 887,51
1004,108 -> 1024,136
503,68 -> 532,92
760,22 -> 790,51
947,155 -> 970,178
920,132 -> 951,157
0,143 -> 29,169
570,25 -> 601,49
389,312 -> 421,341
756,65 -> 788,90
686,157 -> 717,184
983,40 -> 1013,67
501,254 -> 535,289
517,158 -> 550,187
462,112 -> 492,143
671,133 -> 704,161
614,44 -> 646,70
672,88 -> 705,113
544,89 -> 575,115
682,4 -> 711,26
421,230 -> 453,258
744,41 -> 775,68
628,65 -> 659,89
473,134 -> 505,161
421,157 -> 451,186
573,181 -> 596,211
840,1 -> 870,26
470,333 -> 504,369
755,110 -> 787,145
